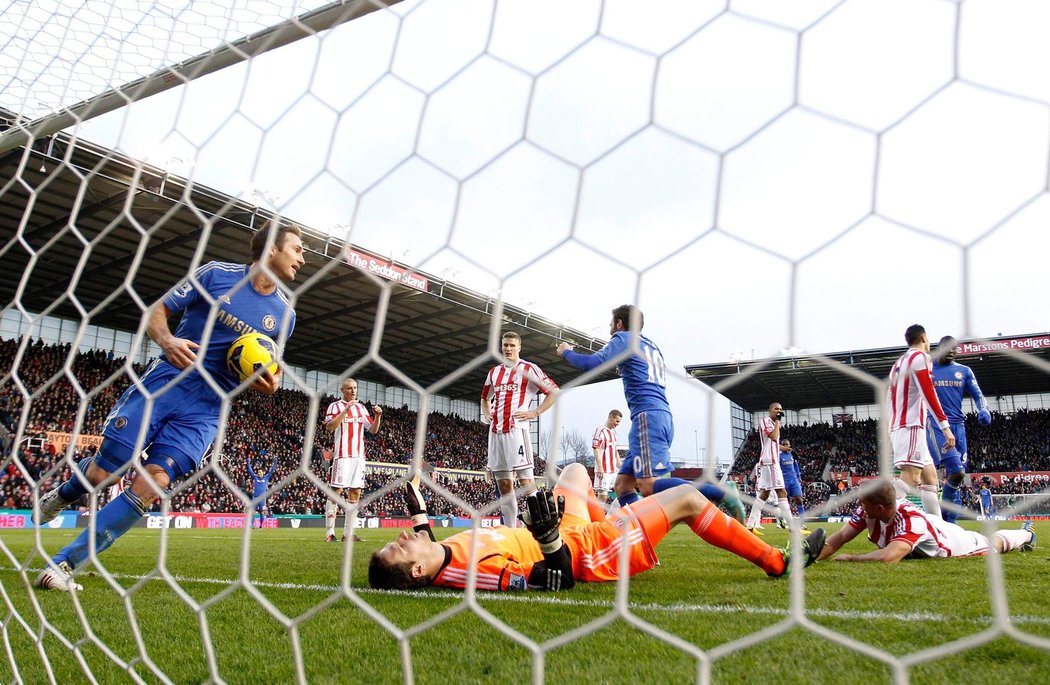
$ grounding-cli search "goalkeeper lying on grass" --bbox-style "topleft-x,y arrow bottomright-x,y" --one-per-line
368,463 -> 825,591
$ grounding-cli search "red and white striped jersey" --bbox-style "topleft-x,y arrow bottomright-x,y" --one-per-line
848,500 -> 955,558
481,360 -> 558,434
592,426 -> 619,473
886,349 -> 949,430
325,400 -> 373,459
756,416 -> 779,466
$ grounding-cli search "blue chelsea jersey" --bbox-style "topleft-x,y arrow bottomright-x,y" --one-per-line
162,261 -> 296,392
562,331 -> 670,417
930,361 -> 987,423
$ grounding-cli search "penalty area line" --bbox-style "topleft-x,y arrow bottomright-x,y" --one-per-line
4,566 -> 1050,627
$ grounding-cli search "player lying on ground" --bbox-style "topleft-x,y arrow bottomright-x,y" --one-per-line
817,479 -> 1035,563
368,463 -> 826,591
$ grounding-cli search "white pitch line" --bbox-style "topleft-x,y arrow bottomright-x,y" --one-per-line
4,566 -> 1050,627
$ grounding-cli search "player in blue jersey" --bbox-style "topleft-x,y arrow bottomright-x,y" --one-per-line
778,438 -> 810,532
33,225 -> 304,592
556,305 -> 730,509
979,478 -> 995,517
248,450 -> 279,527
925,336 -> 992,523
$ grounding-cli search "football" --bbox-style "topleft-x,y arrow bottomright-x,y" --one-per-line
226,332 -> 279,382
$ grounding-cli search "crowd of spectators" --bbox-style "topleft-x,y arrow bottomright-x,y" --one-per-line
0,337 -> 544,518
3,337 -> 1048,519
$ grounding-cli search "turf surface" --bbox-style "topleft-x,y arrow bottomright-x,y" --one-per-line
0,521 -> 1047,684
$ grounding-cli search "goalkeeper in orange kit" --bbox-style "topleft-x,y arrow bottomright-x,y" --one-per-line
368,463 -> 825,591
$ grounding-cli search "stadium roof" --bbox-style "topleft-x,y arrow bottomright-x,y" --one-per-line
686,335 -> 1050,413
0,118 -> 612,401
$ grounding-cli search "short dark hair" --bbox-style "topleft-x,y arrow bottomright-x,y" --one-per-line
904,324 -> 926,346
938,335 -> 957,348
860,479 -> 897,509
368,551 -> 430,591
608,409 -> 622,418
251,223 -> 302,262
611,304 -> 643,331
502,331 -> 521,343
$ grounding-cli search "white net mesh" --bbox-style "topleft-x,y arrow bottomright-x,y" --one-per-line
2,0 -> 1050,682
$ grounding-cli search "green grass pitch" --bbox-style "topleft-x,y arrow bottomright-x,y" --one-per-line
0,522 -> 1047,684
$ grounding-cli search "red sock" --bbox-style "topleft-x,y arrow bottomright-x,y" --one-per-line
689,501 -> 784,575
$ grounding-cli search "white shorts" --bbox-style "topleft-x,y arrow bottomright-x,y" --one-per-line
892,426 -> 933,469
927,515 -> 990,558
487,427 -> 534,475
593,472 -> 616,492
756,462 -> 785,491
330,457 -> 365,489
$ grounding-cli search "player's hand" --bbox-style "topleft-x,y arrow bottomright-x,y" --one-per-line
251,367 -> 280,394
520,490 -> 564,553
372,406 -> 383,417
161,336 -> 199,368
512,409 -> 537,421
977,409 -> 992,426
555,342 -> 573,357
404,476 -> 427,518
480,412 -> 491,425
942,426 -> 956,450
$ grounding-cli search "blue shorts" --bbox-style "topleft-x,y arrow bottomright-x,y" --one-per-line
782,476 -> 803,498
619,410 -> 674,479
926,421 -> 968,473
99,360 -> 221,479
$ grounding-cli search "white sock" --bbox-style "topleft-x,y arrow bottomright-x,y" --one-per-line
746,500 -> 763,528
324,499 -> 337,537
343,505 -> 356,539
892,477 -> 912,500
501,495 -> 519,528
994,529 -> 1032,553
919,485 -> 940,517
777,499 -> 792,526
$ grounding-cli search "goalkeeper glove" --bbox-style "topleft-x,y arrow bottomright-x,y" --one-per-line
520,490 -> 564,554
977,409 -> 992,426
404,478 -> 435,541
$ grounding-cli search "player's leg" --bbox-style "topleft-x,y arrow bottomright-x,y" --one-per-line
324,477 -> 343,541
993,522 -> 1036,553
552,463 -> 605,525
892,427 -> 928,505
613,470 -> 640,507
652,484 -> 809,577
343,485 -> 363,542
918,464 -> 942,517
773,486 -> 792,528
635,411 -> 677,499
488,431 -> 521,527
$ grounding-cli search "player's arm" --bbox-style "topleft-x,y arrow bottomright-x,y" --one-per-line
246,458 -> 259,479
146,302 -> 199,369
965,367 -> 992,425
817,522 -> 864,560
369,405 -> 383,434
324,402 -> 351,433
521,490 -> 575,591
404,470 -> 435,541
556,333 -> 627,371
914,361 -> 955,448
833,540 -> 912,563
265,455 -> 278,479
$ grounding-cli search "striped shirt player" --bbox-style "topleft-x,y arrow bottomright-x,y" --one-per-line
818,480 -> 1035,563
323,377 -> 383,542
745,402 -> 794,532
885,325 -> 955,518
34,226 -> 304,592
481,332 -> 559,528
591,410 -> 622,496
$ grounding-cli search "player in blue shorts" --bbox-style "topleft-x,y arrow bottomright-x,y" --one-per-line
557,305 -> 731,509
778,438 -> 810,532
925,336 -> 991,523
33,225 -> 304,592
248,449 -> 279,527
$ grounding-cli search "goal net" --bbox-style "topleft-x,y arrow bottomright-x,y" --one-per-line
2,0 -> 1050,683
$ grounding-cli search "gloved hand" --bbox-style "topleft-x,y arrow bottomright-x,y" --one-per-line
977,409 -> 992,426
520,490 -> 565,554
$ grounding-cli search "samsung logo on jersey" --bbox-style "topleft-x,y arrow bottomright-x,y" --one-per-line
215,308 -> 260,335
493,383 -> 520,393
933,380 -> 964,388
